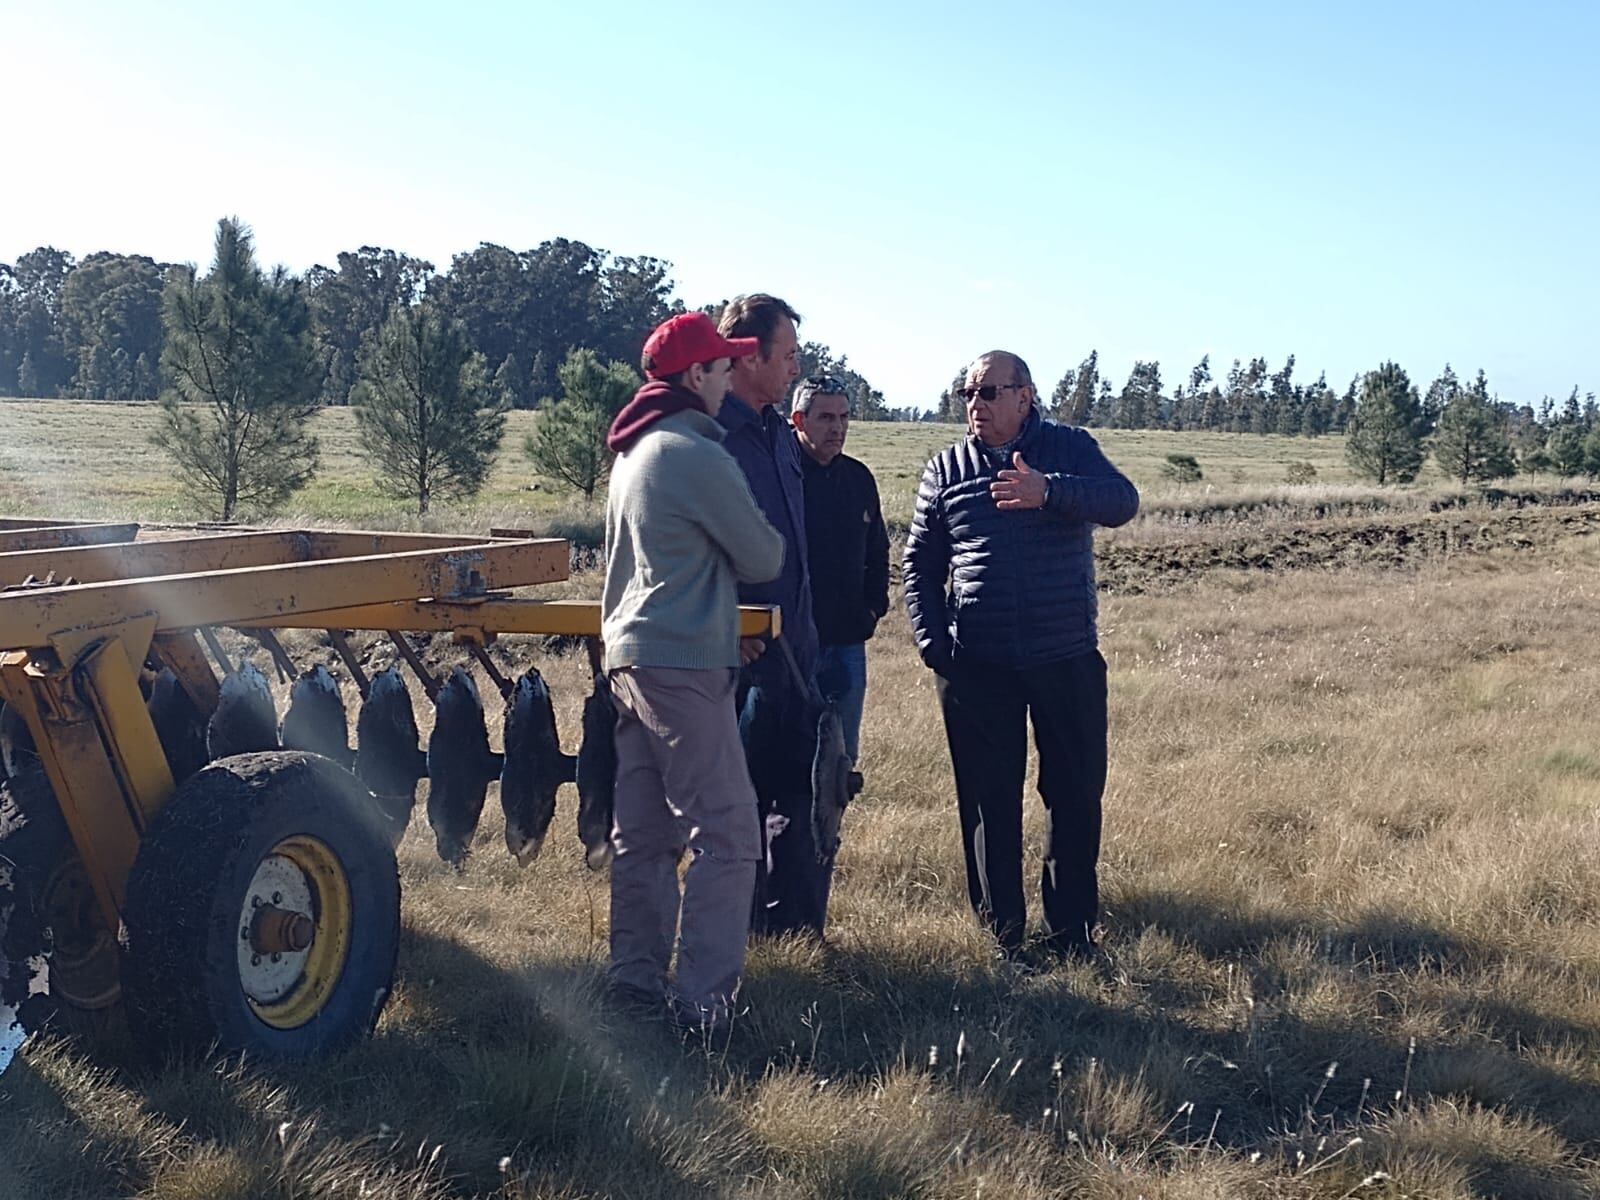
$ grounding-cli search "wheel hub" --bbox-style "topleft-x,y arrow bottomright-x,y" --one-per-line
250,905 -> 315,955
234,836 -> 352,1029
237,855 -> 315,1005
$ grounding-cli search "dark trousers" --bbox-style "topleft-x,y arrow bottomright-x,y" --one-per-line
738,678 -> 832,938
936,650 -> 1107,952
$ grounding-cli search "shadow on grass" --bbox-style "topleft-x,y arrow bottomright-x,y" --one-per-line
1112,889 -> 1600,1146
6,925 -> 706,1200
10,899 -> 1600,1196
716,893 -> 1600,1165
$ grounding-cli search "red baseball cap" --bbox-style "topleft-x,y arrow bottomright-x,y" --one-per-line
641,313 -> 760,380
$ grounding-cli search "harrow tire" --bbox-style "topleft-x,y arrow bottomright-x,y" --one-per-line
0,768 -> 122,1035
122,751 -> 400,1060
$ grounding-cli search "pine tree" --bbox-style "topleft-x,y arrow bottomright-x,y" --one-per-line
1050,369 -> 1075,421
493,352 -> 527,410
1269,356 -> 1298,436
1345,362 -> 1425,485
1547,425 -> 1586,475
1057,350 -> 1098,425
522,348 -> 639,500
1092,378 -> 1116,426
354,302 -> 506,515
154,218 -> 322,519
937,365 -> 967,423
1421,364 -> 1461,436
1116,361 -> 1162,429
1560,386 -> 1583,427
1581,425 -> 1600,477
1332,375 -> 1360,433
1431,372 -> 1514,484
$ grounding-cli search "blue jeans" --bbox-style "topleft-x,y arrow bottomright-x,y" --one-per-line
816,642 -> 868,763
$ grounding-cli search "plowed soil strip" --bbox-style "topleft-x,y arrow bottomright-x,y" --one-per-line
1099,502 -> 1600,593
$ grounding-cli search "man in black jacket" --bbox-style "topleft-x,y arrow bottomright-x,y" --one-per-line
791,374 -> 890,764
903,350 -> 1139,962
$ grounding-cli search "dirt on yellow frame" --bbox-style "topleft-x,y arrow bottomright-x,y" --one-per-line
0,528 -> 532,587
0,522 -> 140,554
237,598 -> 783,640
0,539 -> 569,652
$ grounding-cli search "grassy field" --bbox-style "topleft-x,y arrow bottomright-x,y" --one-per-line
5,399 -> 1600,1198
0,397 -> 1453,534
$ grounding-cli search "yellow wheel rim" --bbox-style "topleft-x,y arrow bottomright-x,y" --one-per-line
236,835 -> 352,1030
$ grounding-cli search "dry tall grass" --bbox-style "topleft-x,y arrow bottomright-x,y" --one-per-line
3,397 -> 1551,532
7,521 -> 1600,1197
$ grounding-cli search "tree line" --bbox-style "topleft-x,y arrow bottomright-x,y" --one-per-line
2,217 -> 922,520
939,351 -> 1595,444
0,222 -> 908,419
934,351 -> 1597,485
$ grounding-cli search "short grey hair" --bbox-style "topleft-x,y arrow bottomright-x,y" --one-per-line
968,350 -> 1034,392
792,374 -> 849,415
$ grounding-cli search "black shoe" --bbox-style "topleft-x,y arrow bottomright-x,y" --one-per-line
668,996 -> 736,1052
997,942 -> 1048,976
603,981 -> 668,1023
1048,938 -> 1113,972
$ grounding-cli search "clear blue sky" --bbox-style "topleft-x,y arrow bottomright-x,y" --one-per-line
4,1 -> 1595,410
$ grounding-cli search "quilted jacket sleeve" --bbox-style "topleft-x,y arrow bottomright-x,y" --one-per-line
903,454 -> 951,663
1043,427 -> 1140,528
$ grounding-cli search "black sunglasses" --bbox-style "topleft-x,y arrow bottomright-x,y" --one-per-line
960,383 -> 1025,404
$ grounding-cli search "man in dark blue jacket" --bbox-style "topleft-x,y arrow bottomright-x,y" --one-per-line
714,294 -> 831,938
904,350 -> 1139,962
791,373 -> 890,765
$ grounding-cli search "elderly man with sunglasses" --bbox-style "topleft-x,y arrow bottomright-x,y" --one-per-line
790,374 -> 890,765
904,350 -> 1139,965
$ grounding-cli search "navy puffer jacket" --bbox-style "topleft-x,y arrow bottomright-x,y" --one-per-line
904,408 -> 1139,669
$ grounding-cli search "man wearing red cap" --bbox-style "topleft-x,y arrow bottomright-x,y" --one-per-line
601,312 -> 785,1037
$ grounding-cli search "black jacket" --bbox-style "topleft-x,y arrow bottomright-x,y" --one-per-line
802,451 -> 890,647
903,408 -> 1139,670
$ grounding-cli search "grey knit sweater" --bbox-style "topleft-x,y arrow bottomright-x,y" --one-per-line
602,409 -> 785,671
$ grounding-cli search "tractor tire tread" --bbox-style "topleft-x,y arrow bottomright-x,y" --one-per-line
121,751 -> 400,1060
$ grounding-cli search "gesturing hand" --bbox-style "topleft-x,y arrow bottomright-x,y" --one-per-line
991,452 -> 1048,510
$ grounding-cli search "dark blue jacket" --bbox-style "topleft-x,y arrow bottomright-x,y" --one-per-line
716,392 -> 819,685
904,408 -> 1139,670
802,451 -> 890,647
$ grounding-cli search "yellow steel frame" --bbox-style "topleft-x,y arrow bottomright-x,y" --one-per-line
0,524 -> 780,943
0,521 -> 140,554
239,597 -> 782,640
0,529 -> 523,587
0,517 -> 122,530
0,538 -> 567,649
0,619 -> 173,922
